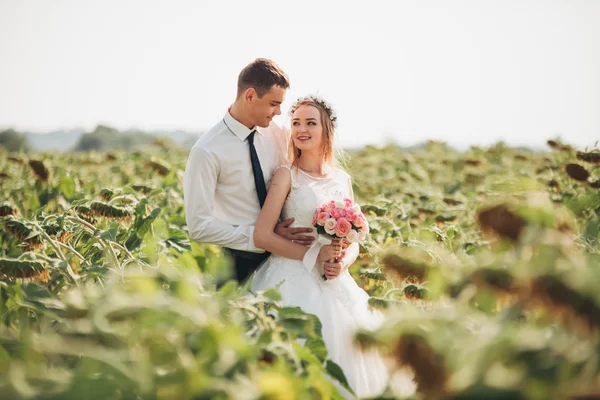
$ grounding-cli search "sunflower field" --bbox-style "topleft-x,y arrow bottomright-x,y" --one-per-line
1,138 -> 599,399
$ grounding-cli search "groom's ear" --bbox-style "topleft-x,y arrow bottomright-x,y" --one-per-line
244,87 -> 258,102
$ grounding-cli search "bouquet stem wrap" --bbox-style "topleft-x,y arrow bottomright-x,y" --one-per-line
302,234 -> 333,276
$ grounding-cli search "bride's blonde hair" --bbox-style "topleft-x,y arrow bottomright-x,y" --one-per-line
288,96 -> 340,168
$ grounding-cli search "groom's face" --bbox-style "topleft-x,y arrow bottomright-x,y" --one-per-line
249,85 -> 286,128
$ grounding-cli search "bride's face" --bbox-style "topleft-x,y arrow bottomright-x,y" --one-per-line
291,105 -> 324,153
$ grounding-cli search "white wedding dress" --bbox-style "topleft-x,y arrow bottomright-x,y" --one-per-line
252,165 -> 389,399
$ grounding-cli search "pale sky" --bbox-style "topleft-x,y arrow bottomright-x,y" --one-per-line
0,0 -> 599,149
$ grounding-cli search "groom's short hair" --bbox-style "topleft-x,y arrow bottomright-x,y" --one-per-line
237,58 -> 290,98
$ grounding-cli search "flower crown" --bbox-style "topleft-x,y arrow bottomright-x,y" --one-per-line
289,95 -> 338,128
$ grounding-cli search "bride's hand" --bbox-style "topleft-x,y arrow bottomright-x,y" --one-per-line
323,260 -> 345,280
317,244 -> 341,263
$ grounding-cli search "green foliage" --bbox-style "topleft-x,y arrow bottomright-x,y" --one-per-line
346,141 -> 600,399
1,139 -> 600,398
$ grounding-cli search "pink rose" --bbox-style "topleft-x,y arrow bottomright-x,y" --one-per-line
324,218 -> 337,235
344,198 -> 353,207
353,214 -> 366,228
317,211 -> 329,226
345,208 -> 357,222
330,208 -> 346,219
347,229 -> 359,243
312,212 -> 318,226
360,219 -> 370,235
335,218 -> 352,237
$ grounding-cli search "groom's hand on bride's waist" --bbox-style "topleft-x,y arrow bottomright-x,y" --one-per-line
274,217 -> 315,246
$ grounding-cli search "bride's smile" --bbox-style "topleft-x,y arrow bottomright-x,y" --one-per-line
292,106 -> 324,151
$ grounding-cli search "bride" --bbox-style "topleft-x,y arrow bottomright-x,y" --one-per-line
252,95 -> 389,398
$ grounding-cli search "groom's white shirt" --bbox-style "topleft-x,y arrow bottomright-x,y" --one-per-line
183,111 -> 289,252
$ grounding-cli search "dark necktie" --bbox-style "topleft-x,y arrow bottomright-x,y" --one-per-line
247,130 -> 267,208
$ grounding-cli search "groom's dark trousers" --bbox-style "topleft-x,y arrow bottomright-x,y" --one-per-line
225,248 -> 270,284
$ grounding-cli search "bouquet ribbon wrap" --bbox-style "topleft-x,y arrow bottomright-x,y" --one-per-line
303,234 -> 333,272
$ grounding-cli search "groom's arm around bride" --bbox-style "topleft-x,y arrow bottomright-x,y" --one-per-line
183,58 -> 316,283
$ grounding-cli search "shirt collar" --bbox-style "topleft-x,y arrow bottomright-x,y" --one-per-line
224,110 -> 256,141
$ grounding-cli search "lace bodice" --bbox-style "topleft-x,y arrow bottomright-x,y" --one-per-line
273,165 -> 353,231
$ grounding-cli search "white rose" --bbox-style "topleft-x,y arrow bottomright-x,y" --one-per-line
352,203 -> 361,212
324,218 -> 337,235
358,229 -> 367,241
347,229 -> 359,243
335,200 -> 346,209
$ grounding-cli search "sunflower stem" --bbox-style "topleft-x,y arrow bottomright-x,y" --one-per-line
37,227 -> 66,262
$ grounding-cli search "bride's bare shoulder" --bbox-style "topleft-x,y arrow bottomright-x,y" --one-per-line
271,165 -> 293,186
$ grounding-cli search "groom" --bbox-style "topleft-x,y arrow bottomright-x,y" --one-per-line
183,58 -> 350,284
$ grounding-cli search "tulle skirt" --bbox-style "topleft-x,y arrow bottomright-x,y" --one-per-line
251,255 -> 389,399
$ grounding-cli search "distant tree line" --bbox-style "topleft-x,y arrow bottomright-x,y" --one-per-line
0,129 -> 32,153
73,125 -> 157,152
0,125 -> 173,153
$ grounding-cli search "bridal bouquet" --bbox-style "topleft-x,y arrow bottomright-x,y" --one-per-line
311,198 -> 369,280
312,198 -> 369,244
